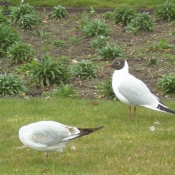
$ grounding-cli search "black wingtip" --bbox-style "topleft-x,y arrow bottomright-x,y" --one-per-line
78,126 -> 104,137
157,104 -> 175,114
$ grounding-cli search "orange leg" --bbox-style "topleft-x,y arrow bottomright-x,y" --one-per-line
128,106 -> 131,119
45,152 -> 48,163
134,107 -> 136,118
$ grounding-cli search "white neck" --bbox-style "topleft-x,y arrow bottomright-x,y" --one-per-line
123,60 -> 129,72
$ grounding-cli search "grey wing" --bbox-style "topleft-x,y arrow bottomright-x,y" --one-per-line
31,127 -> 71,146
118,75 -> 158,106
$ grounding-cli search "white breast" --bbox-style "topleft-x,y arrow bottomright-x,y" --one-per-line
112,70 -> 131,105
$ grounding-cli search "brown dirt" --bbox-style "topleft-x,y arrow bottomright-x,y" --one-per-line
1,8 -> 175,100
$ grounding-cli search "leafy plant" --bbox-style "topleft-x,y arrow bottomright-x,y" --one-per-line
75,12 -> 89,30
90,35 -> 109,49
15,60 -> 36,75
6,42 -> 35,64
97,44 -> 122,60
52,40 -> 66,47
148,38 -> 174,51
73,60 -> 97,79
50,5 -> 68,19
103,11 -> 114,20
154,1 -> 175,22
52,82 -> 78,98
29,56 -> 70,88
0,24 -> 21,54
17,13 -> 40,30
98,80 -> 115,99
157,73 -> 175,94
149,57 -> 160,65
69,36 -> 81,45
90,6 -> 96,16
31,29 -> 50,39
81,19 -> 111,37
126,12 -> 154,35
0,13 -> 9,24
10,3 -> 37,23
113,5 -> 136,25
0,73 -> 28,96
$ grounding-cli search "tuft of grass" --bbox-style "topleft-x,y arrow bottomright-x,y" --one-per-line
50,5 -> 68,20
72,60 -> 97,79
11,0 -> 171,9
157,72 -> 175,94
154,0 -> 175,22
113,4 -> 136,25
0,97 -> 175,174
81,19 -> 111,37
148,38 -> 174,51
52,83 -> 78,98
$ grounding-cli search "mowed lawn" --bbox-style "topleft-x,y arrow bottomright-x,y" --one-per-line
0,97 -> 175,174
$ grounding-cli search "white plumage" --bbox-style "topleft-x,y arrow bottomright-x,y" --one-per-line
105,58 -> 175,118
19,121 -> 103,161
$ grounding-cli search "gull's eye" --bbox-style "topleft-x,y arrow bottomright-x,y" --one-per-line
116,62 -> 120,65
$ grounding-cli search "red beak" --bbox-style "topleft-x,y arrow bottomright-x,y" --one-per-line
104,65 -> 112,69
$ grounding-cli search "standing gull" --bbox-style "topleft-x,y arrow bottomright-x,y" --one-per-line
19,121 -> 104,162
105,58 -> 175,118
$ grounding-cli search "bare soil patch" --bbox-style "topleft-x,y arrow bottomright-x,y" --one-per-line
1,8 -> 175,100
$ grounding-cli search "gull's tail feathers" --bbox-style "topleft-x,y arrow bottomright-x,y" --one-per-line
78,126 -> 104,137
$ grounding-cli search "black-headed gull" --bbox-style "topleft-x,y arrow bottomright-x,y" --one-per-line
19,121 -> 104,162
105,58 -> 175,118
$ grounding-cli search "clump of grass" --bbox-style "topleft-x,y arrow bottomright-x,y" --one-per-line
69,36 -> 81,45
98,80 -> 115,99
31,29 -> 50,40
50,5 -> 68,19
90,35 -> 109,49
75,12 -> 90,30
17,13 -> 40,30
0,73 -> 28,96
72,60 -> 97,79
149,57 -> 160,65
10,4 -> 40,30
157,72 -> 175,94
113,4 -> 136,25
6,42 -> 35,64
154,0 -> 175,22
52,39 -> 66,47
126,12 -> 154,35
0,24 -> 21,54
17,56 -> 70,88
103,11 -> 114,20
10,3 -> 36,22
81,19 -> 111,37
97,44 -> 122,60
52,83 -> 78,98
148,38 -> 174,51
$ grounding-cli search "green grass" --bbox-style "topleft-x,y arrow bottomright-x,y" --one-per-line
11,0 -> 175,9
0,97 -> 175,174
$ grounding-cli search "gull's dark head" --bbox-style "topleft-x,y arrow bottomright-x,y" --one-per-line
104,58 -> 126,70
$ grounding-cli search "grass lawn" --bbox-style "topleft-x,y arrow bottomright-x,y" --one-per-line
0,97 -> 175,174
11,0 -> 170,9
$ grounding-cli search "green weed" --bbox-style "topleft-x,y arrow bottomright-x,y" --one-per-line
0,24 -> 21,54
155,1 -> 175,22
157,72 -> 175,94
50,5 -> 68,19
113,5 -> 136,25
6,42 -> 35,64
97,44 -> 122,60
0,73 -> 28,95
81,19 -> 111,37
52,83 -> 78,98
72,60 -> 97,79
